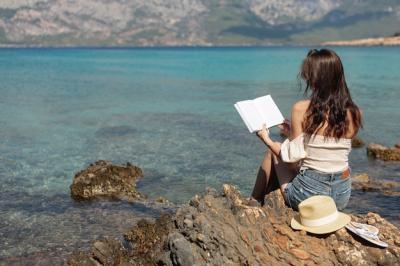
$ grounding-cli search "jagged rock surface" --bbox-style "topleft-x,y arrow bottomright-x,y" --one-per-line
67,185 -> 400,266
367,143 -> 400,161
70,160 -> 144,201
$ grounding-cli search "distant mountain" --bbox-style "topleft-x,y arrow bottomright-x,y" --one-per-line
0,0 -> 399,46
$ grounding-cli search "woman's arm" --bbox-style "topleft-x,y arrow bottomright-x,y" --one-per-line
289,101 -> 306,140
257,101 -> 306,157
256,125 -> 281,157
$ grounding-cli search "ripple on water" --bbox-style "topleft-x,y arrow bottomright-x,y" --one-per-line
1,47 -> 399,260
0,190 -> 176,260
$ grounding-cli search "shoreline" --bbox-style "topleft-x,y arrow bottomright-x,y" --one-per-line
0,41 -> 399,49
322,36 -> 400,46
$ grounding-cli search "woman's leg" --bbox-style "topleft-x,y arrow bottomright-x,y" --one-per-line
251,150 -> 279,202
272,154 -> 299,195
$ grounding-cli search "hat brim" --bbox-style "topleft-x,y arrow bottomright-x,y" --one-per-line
291,212 -> 351,234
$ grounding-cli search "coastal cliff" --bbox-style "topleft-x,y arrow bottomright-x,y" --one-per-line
66,162 -> 400,265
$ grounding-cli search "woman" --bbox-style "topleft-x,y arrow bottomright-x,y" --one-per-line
251,48 -> 362,210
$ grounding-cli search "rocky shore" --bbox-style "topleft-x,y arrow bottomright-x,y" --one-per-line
65,162 -> 400,266
70,160 -> 145,201
367,143 -> 400,161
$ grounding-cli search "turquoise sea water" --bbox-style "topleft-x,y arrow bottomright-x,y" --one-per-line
0,47 -> 399,259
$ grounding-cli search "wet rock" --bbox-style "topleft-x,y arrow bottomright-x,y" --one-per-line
352,173 -> 369,183
123,213 -> 174,265
67,238 -> 129,266
367,143 -> 400,161
156,196 -> 169,203
70,160 -> 144,201
395,143 -> 400,149
352,173 -> 400,195
69,184 -> 400,265
352,136 -> 365,148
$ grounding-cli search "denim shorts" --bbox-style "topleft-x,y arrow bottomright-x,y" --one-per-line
283,168 -> 352,211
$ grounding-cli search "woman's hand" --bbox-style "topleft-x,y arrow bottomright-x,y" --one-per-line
257,123 -> 282,156
256,123 -> 271,145
278,118 -> 291,138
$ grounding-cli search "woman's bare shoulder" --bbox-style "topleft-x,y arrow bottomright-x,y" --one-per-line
292,99 -> 310,113
291,100 -> 310,123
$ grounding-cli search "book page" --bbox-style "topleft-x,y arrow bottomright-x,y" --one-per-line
253,95 -> 284,128
234,100 -> 263,132
234,103 -> 252,132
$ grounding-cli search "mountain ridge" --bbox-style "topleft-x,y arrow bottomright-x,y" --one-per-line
0,0 -> 399,46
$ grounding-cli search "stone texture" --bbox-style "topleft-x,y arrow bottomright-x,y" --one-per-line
351,136 -> 365,148
352,173 -> 400,197
68,184 -> 400,266
352,173 -> 370,183
367,143 -> 400,161
70,160 -> 144,201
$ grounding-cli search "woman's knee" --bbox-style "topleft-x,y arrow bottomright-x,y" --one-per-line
261,149 -> 273,169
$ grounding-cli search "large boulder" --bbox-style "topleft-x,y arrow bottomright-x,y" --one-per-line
70,160 -> 144,201
68,185 -> 400,265
367,143 -> 400,161
352,173 -> 400,196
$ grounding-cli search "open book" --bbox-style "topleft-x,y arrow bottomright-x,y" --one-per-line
234,95 -> 284,133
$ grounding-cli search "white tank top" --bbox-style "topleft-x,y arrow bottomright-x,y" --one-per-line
280,133 -> 352,173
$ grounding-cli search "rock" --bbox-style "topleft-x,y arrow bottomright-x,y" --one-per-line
351,136 -> 365,148
70,160 -> 144,201
367,143 -> 400,161
351,173 -> 400,195
67,238 -> 129,266
395,143 -> 400,149
68,184 -> 400,265
168,232 -> 196,266
352,173 -> 369,183
156,196 -> 169,203
289,248 -> 310,260
123,213 -> 174,265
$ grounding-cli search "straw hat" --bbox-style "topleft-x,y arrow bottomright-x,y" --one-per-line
291,195 -> 350,234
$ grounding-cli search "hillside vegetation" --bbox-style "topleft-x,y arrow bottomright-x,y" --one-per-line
0,0 -> 399,46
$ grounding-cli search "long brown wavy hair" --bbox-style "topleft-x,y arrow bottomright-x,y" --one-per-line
300,49 -> 362,139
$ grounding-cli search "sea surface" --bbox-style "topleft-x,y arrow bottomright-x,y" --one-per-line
0,47 -> 399,260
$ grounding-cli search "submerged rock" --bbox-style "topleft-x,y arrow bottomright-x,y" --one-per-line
352,136 -> 365,148
352,173 -> 400,196
367,143 -> 400,161
68,184 -> 400,265
352,173 -> 370,183
70,160 -> 144,201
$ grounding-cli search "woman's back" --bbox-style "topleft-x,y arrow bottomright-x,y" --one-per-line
282,99 -> 358,173
302,134 -> 351,172
294,99 -> 359,139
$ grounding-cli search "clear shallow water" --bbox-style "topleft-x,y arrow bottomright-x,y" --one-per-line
0,47 -> 399,259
